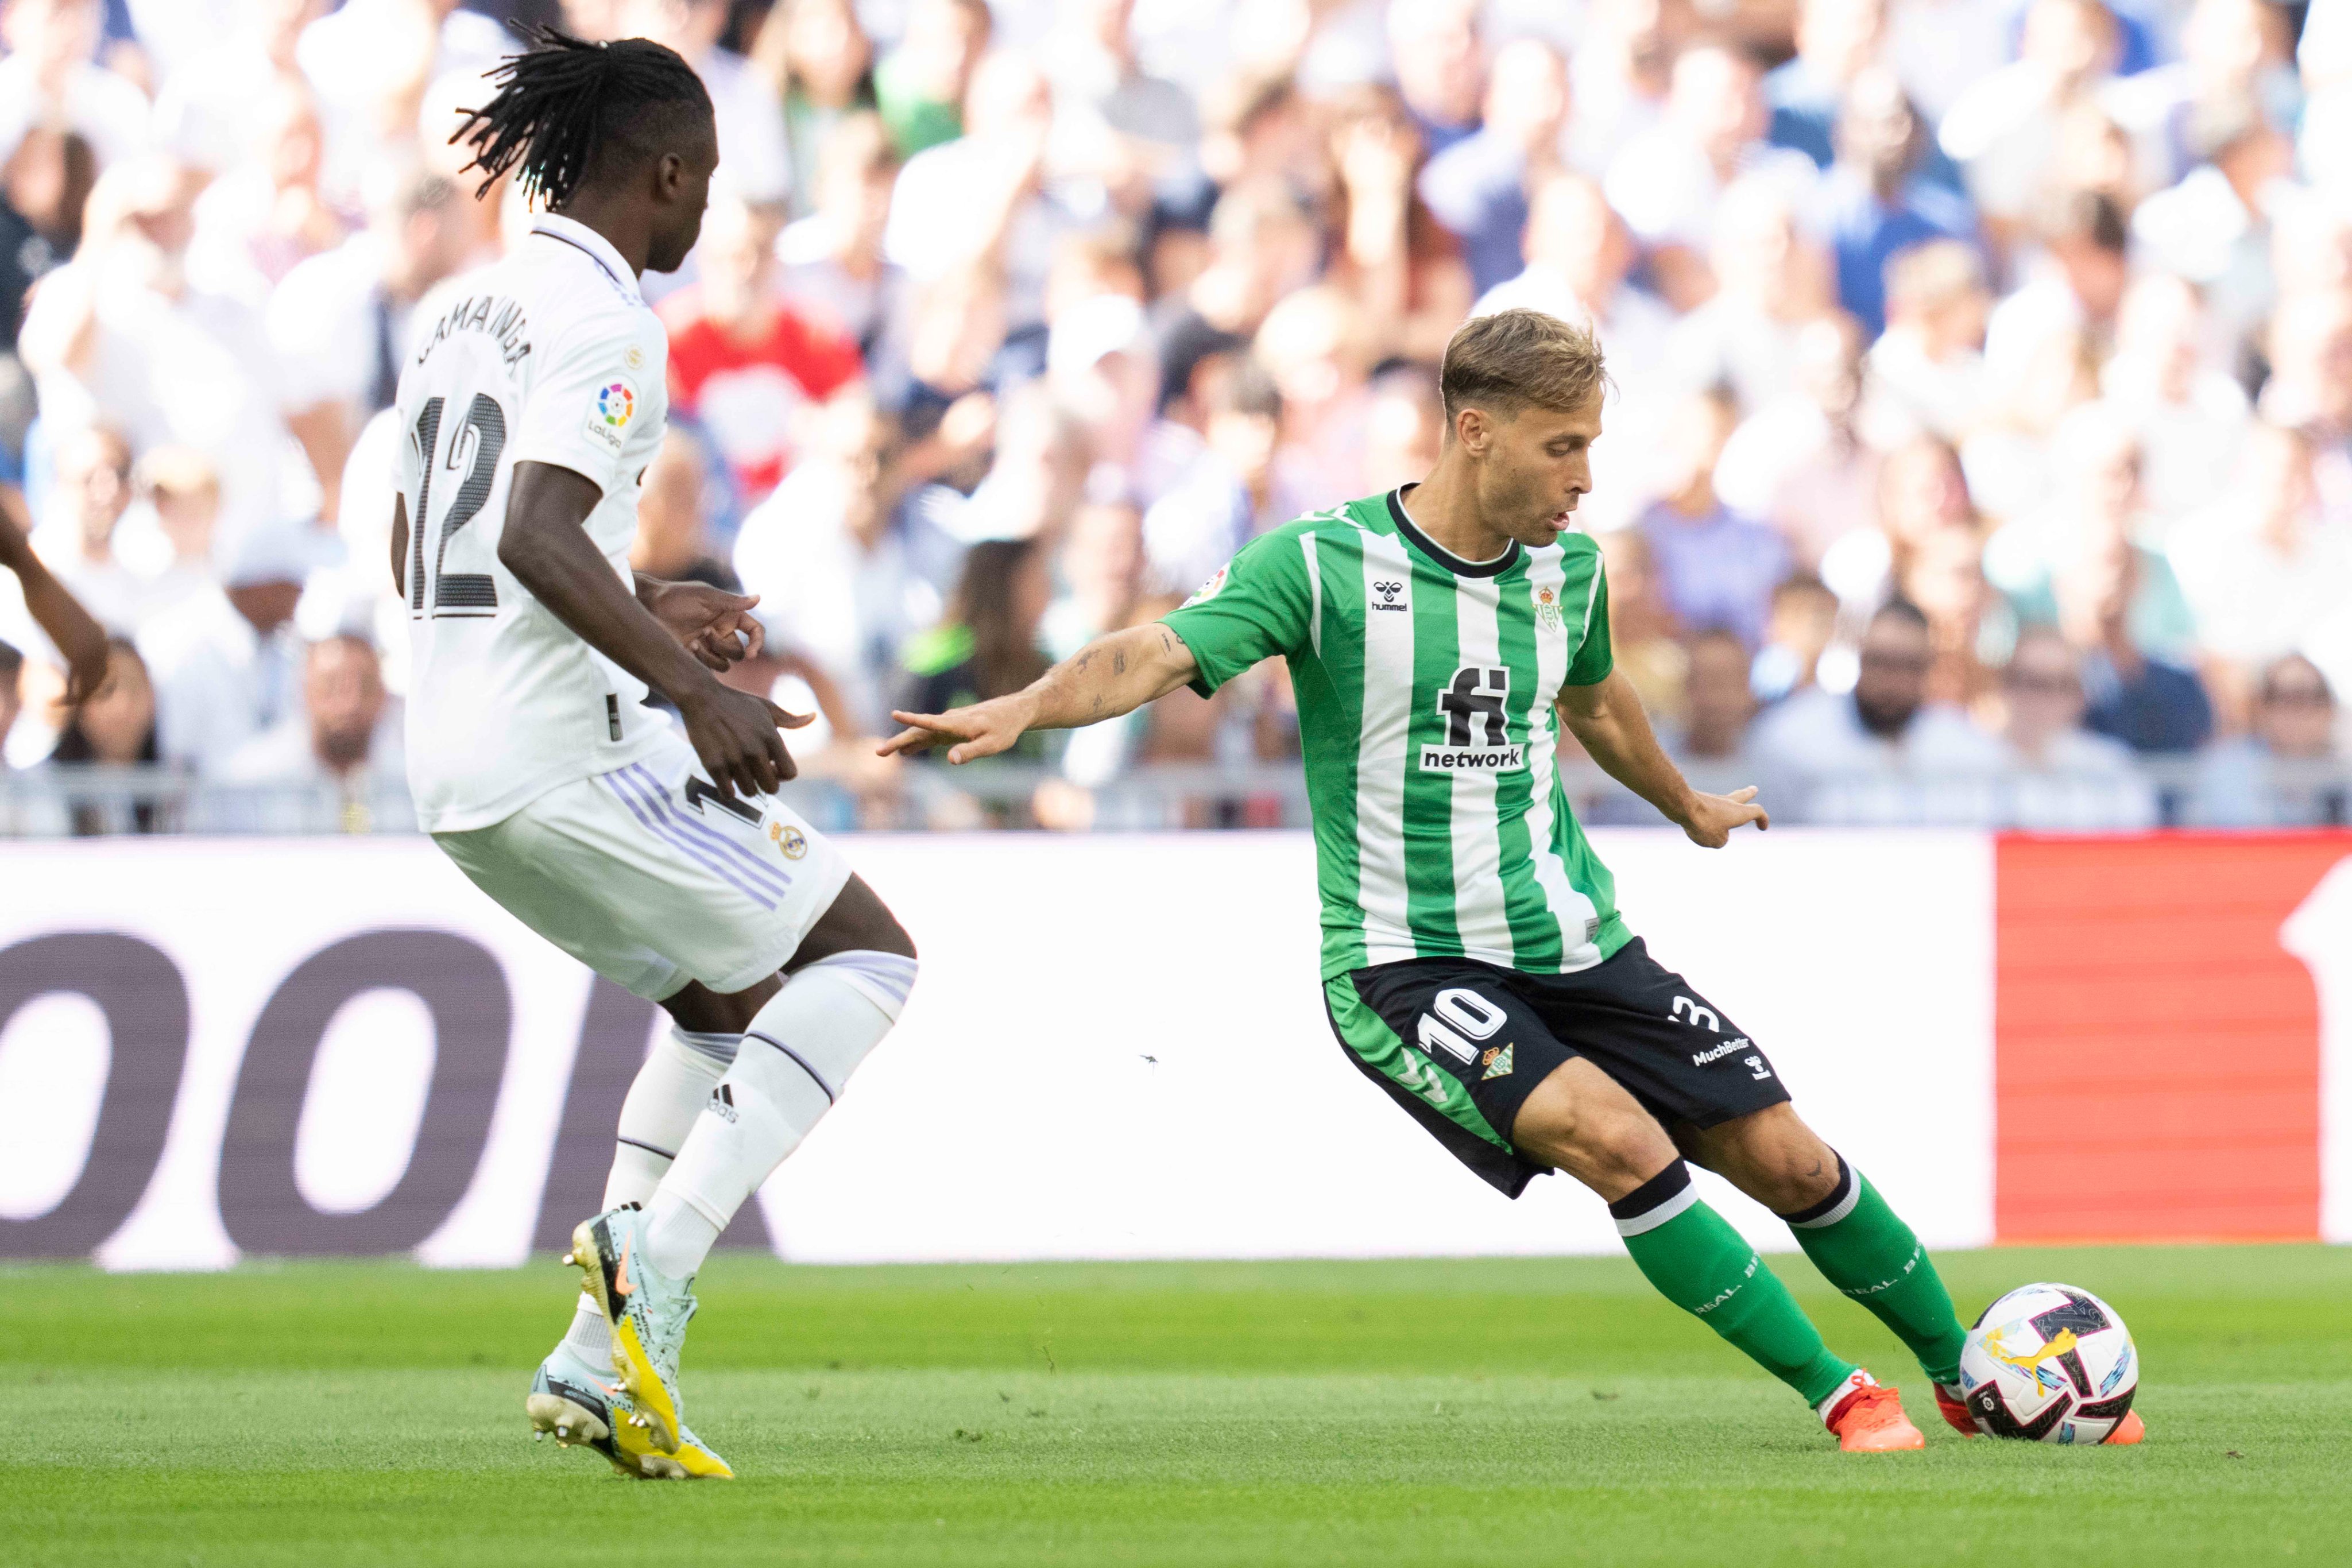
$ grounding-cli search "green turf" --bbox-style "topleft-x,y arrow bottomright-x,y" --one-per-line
7,1245 -> 2349,1566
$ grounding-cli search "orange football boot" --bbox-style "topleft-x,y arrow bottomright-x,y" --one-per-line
1821,1371 -> 1927,1451
2103,1410 -> 2146,1446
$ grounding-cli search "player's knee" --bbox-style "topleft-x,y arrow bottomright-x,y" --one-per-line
1709,1107 -> 1840,1214
1513,1076 -> 1676,1198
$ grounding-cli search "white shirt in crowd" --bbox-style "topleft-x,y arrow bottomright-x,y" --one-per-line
393,214 -> 675,834
0,51 -> 150,169
1751,685 -> 2009,826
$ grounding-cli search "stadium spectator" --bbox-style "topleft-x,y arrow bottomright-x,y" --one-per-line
30,423 -> 146,633
1751,571 -> 1840,703
1994,624 -> 2157,828
1714,312 -> 1881,568
2054,529 -> 2214,755
1321,86 -> 1472,366
1937,0 -> 2122,250
137,521 -> 311,773
1821,431 -> 1975,622
1566,0 -> 1673,180
1141,351 -> 1306,595
661,191 -> 864,502
1864,239 -> 1990,446
1595,525 -> 1688,726
1038,0 -> 1200,195
1606,39 -> 1817,311
734,390 -> 937,734
1417,36 -> 1570,298
1809,65 -> 1975,338
1359,362 -> 1444,497
748,0 -> 876,220
1150,176 -> 1320,409
774,107 -> 904,351
618,0 -> 793,205
2172,419 -> 2352,726
1895,514 -> 2007,713
899,536 -> 1051,752
629,428 -> 738,590
18,155 -> 304,548
1384,0 -> 1483,160
1982,188 -> 2130,412
2095,272 -> 2249,538
1751,598 -> 2005,824
2191,653 -> 2348,827
212,632 -> 408,830
0,0 -> 151,172
884,48 -> 1078,336
266,161 -> 470,524
1637,385 -> 1789,649
2128,94 -> 2293,356
42,634 -> 163,835
1766,0 -> 1886,173
296,0 -> 510,206
1662,176 -> 1829,417
1669,626 -> 1761,770
1,126 -> 96,349
872,0 -> 989,160
184,78 -> 348,293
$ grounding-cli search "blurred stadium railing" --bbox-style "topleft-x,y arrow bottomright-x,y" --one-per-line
3,759 -> 2347,835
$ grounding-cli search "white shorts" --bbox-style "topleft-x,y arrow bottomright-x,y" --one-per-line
434,731 -> 853,1000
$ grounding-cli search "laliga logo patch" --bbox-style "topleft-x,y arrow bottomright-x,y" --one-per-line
1184,565 -> 1228,606
597,380 -> 636,428
586,377 -> 637,450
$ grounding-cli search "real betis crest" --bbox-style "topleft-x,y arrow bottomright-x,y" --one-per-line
1533,582 -> 1562,632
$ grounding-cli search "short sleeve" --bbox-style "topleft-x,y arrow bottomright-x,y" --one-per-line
509,313 -> 663,495
1159,528 -> 1315,696
1564,555 -> 1613,686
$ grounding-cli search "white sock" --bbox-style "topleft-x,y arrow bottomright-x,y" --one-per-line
561,1294 -> 612,1361
603,1028 -> 739,1207
643,952 -> 916,1279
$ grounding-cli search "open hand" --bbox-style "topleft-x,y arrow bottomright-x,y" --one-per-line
1677,786 -> 1769,849
877,695 -> 1035,764
680,682 -> 814,798
647,582 -> 767,671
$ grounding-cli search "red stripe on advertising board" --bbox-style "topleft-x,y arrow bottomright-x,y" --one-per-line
1995,832 -> 2350,1242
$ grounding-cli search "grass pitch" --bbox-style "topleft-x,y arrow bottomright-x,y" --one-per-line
7,1244 -> 2348,1566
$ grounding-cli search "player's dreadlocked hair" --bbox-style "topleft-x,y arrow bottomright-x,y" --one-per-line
451,29 -> 713,208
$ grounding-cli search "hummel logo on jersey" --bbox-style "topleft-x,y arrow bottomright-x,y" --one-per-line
1421,665 -> 1525,772
1690,1037 -> 1752,1066
708,1084 -> 740,1124
1371,578 -> 1410,612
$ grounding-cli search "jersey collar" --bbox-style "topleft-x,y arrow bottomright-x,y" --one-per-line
528,214 -> 644,307
1387,486 -> 1521,578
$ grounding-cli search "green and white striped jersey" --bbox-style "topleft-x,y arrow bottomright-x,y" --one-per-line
1160,487 -> 1634,982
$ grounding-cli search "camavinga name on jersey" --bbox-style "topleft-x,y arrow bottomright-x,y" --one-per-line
1160,488 -> 1634,982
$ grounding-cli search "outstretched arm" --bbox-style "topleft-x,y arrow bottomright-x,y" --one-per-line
878,622 -> 1199,764
1557,669 -> 1766,848
1,487 -> 110,702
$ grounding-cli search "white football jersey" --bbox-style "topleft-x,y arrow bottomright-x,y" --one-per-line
394,215 -> 675,834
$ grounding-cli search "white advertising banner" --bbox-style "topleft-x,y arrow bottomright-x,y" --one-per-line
0,831 -> 1995,1270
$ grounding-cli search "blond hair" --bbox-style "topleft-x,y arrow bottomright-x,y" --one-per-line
1439,308 -> 1609,431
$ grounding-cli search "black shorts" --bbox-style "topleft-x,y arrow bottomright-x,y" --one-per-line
1322,938 -> 1792,1198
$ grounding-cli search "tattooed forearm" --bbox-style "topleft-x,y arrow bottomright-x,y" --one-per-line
1113,648 -> 1127,676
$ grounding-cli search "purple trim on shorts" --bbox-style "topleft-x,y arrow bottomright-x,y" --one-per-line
599,769 -> 784,911
622,764 -> 797,901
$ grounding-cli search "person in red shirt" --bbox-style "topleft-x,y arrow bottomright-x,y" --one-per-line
659,189 -> 865,501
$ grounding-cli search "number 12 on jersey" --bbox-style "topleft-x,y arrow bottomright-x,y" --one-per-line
409,392 -> 509,618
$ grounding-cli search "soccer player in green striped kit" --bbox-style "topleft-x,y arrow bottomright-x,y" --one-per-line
884,308 -> 2023,1451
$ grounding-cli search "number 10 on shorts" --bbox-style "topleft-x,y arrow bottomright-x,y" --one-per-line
1416,987 -> 1507,1064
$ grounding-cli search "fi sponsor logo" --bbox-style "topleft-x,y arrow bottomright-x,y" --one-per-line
1421,665 -> 1525,772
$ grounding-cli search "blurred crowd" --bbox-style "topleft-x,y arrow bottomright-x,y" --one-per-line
2,0 -> 2350,834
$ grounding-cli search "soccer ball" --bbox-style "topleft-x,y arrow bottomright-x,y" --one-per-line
1956,1282 -> 2138,1443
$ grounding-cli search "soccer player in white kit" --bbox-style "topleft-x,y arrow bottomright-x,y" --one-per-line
393,32 -> 918,1479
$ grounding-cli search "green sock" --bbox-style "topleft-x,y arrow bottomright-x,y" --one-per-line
1785,1156 -> 1968,1386
1612,1163 -> 1854,1407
